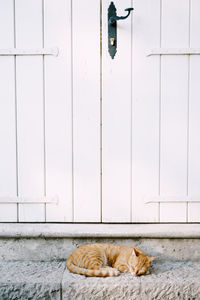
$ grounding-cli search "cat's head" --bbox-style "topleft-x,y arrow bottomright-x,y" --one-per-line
128,248 -> 155,276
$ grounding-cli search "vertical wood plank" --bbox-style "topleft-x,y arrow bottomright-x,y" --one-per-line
0,0 -> 17,221
102,0 -> 132,222
188,203 -> 200,222
45,0 -> 73,221
73,0 -> 100,222
188,0 -> 200,222
132,0 -> 160,222
16,0 -> 45,222
160,0 -> 189,222
160,203 -> 186,222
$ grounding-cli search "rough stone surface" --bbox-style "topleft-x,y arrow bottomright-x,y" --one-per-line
1,260 -> 200,299
0,261 -> 65,300
1,237 -> 200,262
62,261 -> 200,300
141,261 -> 200,300
62,270 -> 140,300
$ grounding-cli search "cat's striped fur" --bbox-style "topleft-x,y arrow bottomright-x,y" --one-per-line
66,243 -> 154,277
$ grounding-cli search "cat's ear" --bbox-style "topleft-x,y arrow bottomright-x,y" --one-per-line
148,256 -> 155,263
132,248 -> 140,257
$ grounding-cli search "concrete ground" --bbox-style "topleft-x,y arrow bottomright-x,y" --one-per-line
0,260 -> 200,300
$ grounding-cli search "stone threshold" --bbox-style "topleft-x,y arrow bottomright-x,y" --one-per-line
0,223 -> 200,238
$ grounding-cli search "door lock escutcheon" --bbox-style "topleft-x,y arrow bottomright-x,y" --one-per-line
108,2 -> 134,59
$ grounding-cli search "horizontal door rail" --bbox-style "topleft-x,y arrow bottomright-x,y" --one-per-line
145,196 -> 200,204
0,196 -> 59,204
0,47 -> 59,56
147,48 -> 200,56
146,201 -> 200,204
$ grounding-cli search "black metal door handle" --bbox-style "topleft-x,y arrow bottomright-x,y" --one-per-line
108,2 -> 134,59
109,7 -> 134,25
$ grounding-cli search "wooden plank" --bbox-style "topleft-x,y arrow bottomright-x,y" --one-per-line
188,203 -> 200,222
160,0 -> 189,222
188,0 -> 200,222
145,196 -> 200,203
16,0 -> 45,222
0,196 -> 58,204
73,0 -> 100,222
0,48 -> 58,56
0,0 -> 17,221
45,0 -> 73,221
102,0 -> 132,222
160,203 -> 186,222
132,0 -> 160,222
147,48 -> 200,56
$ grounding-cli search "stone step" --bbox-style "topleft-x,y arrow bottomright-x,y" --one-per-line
1,223 -> 200,262
0,261 -> 64,300
0,260 -> 200,300
1,224 -> 200,299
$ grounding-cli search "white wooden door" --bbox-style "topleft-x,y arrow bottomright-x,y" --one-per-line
0,0 -> 73,222
0,0 -> 100,222
102,0 -> 200,223
0,0 -> 200,223
132,0 -> 200,223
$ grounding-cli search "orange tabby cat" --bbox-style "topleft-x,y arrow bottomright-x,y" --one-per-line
66,243 -> 154,277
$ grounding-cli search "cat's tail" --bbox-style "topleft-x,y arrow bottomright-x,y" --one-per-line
66,257 -> 120,277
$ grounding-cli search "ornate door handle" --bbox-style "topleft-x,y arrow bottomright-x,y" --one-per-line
109,7 -> 133,24
108,2 -> 134,59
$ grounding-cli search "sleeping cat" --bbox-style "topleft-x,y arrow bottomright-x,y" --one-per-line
66,243 -> 154,277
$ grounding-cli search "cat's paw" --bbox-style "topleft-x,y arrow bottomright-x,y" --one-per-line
113,268 -> 120,276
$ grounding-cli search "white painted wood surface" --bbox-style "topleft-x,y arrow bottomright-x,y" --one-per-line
15,0 -> 45,222
0,48 -> 58,56
73,0 -> 100,222
0,197 -> 58,204
188,0 -> 200,222
147,48 -> 200,56
45,0 -> 73,222
132,0 -> 160,222
102,0 -> 132,222
159,0 -> 189,222
0,0 -> 200,223
160,203 -> 187,222
145,196 -> 200,204
0,0 -> 17,221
